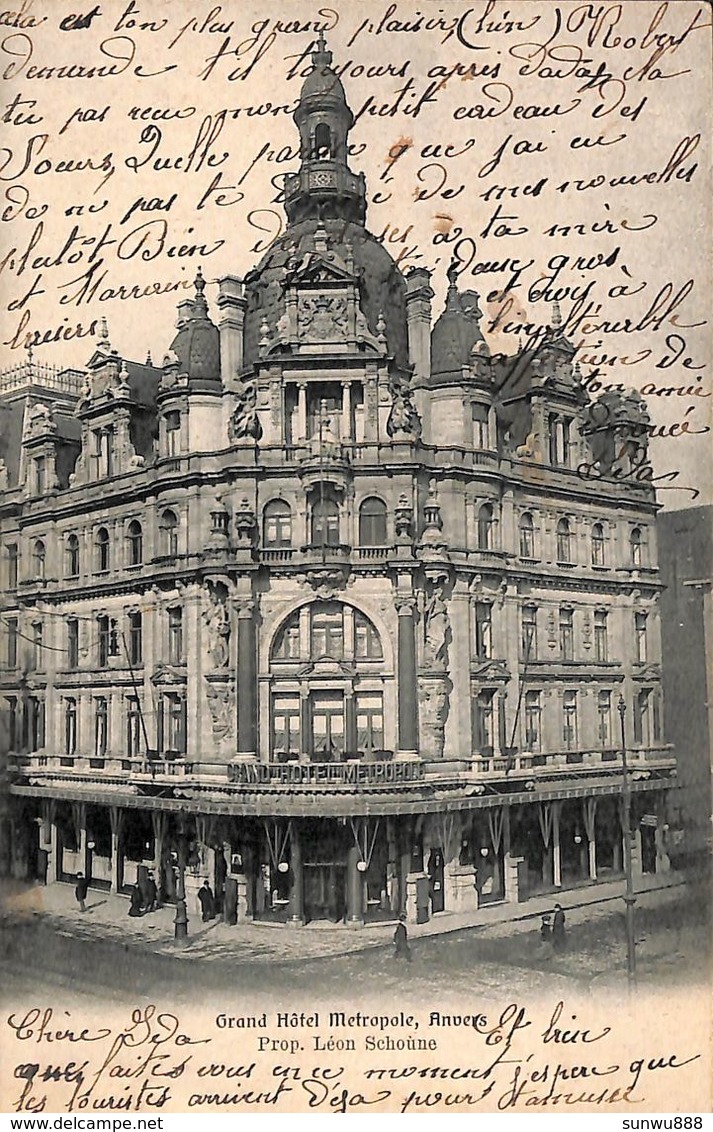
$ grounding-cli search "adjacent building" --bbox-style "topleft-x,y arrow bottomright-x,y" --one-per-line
0,39 -> 676,925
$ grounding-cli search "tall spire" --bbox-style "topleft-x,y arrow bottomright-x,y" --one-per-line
284,36 -> 367,226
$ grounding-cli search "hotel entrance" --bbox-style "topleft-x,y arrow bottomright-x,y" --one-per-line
303,863 -> 347,922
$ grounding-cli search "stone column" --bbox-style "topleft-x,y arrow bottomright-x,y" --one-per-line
288,822 -> 304,926
396,597 -> 418,757
236,599 -> 257,757
344,690 -> 357,755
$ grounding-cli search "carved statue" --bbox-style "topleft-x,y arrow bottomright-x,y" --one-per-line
203,583 -> 231,668
386,375 -> 422,441
228,378 -> 262,442
423,589 -> 449,669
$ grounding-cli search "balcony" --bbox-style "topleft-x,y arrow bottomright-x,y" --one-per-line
7,751 -> 194,783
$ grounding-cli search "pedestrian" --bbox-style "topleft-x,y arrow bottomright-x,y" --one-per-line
145,870 -> 158,912
393,913 -> 412,962
128,885 -> 143,917
198,880 -> 215,922
540,914 -> 552,942
74,872 -> 88,912
552,903 -> 566,952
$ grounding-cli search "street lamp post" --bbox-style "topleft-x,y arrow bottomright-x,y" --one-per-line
174,834 -> 189,941
617,695 -> 636,987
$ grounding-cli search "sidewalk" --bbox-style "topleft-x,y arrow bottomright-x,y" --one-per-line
0,870 -> 685,966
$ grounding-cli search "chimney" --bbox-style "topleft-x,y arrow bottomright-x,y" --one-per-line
217,275 -> 247,388
405,267 -> 434,386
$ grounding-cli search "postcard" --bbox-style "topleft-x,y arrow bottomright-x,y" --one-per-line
0,0 -> 711,1116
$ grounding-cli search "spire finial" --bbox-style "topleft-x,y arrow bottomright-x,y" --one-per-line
193,267 -> 208,317
312,33 -> 332,66
552,299 -> 562,329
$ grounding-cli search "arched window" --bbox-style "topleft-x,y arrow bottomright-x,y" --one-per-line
630,526 -> 644,567
359,497 -> 387,546
127,520 -> 143,566
313,122 -> 332,159
556,518 -> 572,563
33,539 -> 46,579
354,610 -> 383,658
263,500 -> 292,547
160,509 -> 179,558
96,527 -> 110,573
311,494 -> 340,546
519,512 -> 535,558
66,533 -> 80,578
477,503 -> 494,550
272,610 -> 301,660
591,522 -> 605,566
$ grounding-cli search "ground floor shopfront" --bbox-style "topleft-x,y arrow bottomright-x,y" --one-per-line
4,780 -> 673,926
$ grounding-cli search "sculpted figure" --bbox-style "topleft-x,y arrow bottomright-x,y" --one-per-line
229,378 -> 262,442
423,589 -> 449,668
203,584 -> 231,668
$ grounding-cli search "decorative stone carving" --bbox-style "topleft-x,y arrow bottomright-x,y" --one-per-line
394,493 -> 413,540
234,498 -> 257,545
25,403 -> 57,439
298,294 -> 348,341
228,378 -> 262,442
205,679 -> 235,742
418,677 -> 450,759
203,580 -> 231,668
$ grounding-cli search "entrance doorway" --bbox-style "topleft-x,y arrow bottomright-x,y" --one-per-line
304,864 -> 346,923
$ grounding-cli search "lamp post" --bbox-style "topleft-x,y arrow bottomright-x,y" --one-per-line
617,694 -> 636,987
174,833 -> 189,941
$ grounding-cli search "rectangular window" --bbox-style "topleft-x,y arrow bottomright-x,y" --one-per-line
6,544 -> 18,590
634,611 -> 648,663
652,692 -> 661,741
31,621 -> 43,671
356,692 -> 384,753
521,605 -> 537,661
474,602 -> 492,660
93,428 -> 112,478
272,694 -> 301,758
126,696 -> 142,757
474,689 -> 494,753
472,402 -> 490,449
594,610 -> 608,663
95,696 -> 108,757
5,696 -> 18,751
128,611 -> 143,666
633,689 -> 650,745
29,696 -> 45,752
168,606 -> 183,665
597,690 -> 612,748
562,690 -> 577,749
98,616 -> 110,668
311,604 -> 344,658
524,690 -> 541,752
64,697 -> 78,756
67,618 -> 79,669
559,608 -> 574,661
6,617 -> 17,668
34,456 -> 46,495
310,691 -> 344,758
165,694 -> 186,754
166,411 -> 181,457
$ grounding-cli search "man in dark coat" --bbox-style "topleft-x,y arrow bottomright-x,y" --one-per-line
74,872 -> 88,912
198,881 -> 215,922
129,885 -> 143,917
145,871 -> 158,912
552,903 -> 567,952
393,913 -> 412,962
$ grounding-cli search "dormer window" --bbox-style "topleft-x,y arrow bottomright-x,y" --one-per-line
93,428 -> 112,479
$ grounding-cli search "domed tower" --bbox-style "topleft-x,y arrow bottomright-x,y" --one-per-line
285,34 -> 366,226
158,269 -> 225,457
242,36 -> 411,373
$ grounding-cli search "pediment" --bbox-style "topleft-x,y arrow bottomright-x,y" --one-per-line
287,251 -> 355,287
151,663 -> 187,686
